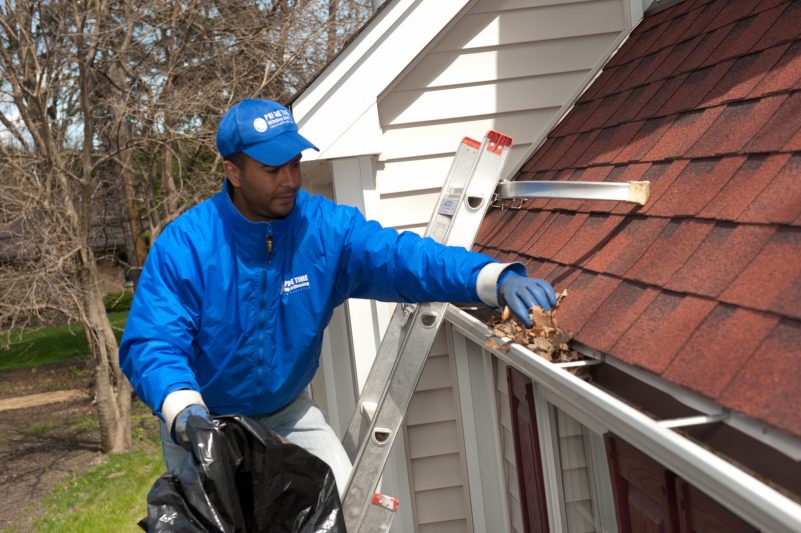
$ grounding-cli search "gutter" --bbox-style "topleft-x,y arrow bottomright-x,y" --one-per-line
445,305 -> 801,533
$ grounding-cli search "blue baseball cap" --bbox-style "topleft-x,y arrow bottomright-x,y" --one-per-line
215,99 -> 318,166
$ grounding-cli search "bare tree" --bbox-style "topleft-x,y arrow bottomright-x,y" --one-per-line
0,0 -> 132,452
0,0 -> 371,453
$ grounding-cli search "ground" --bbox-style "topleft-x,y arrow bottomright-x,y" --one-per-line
0,357 -> 155,531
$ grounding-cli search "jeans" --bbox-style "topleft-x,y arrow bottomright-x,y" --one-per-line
159,392 -> 353,497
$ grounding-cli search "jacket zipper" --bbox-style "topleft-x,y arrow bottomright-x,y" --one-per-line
258,229 -> 272,389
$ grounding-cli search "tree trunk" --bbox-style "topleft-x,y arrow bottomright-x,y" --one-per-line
80,246 -> 132,453
108,56 -> 149,289
161,143 -> 179,223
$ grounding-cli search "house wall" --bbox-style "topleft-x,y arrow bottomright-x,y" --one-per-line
373,0 -> 629,232
447,326 -> 620,533
405,329 -> 473,532
294,0 -> 640,529
497,361 -> 526,533
378,0 -> 633,529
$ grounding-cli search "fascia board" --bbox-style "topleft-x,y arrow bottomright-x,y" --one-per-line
292,0 -> 472,161
445,305 -> 801,533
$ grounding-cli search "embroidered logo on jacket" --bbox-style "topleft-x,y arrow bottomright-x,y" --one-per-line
282,274 -> 311,295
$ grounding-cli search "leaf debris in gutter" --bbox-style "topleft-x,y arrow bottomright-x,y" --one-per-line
484,290 -> 590,380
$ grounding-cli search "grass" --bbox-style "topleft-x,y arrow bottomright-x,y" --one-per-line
0,311 -> 169,533
21,403 -> 163,533
21,420 -> 60,438
0,311 -> 128,371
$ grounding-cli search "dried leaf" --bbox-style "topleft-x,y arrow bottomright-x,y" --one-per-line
529,306 -> 553,328
551,331 -> 572,346
555,289 -> 568,307
484,335 -> 510,352
526,337 -> 554,358
482,289 -> 591,380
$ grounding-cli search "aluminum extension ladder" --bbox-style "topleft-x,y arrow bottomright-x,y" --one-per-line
339,130 -> 651,532
340,131 -> 513,532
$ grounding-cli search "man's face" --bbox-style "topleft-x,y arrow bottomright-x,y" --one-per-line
225,154 -> 302,221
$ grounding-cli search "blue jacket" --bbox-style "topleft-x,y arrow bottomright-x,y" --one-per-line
120,183 -> 502,421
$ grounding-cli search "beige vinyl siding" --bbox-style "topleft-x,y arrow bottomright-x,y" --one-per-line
374,0 -> 627,230
496,360 -> 525,533
405,330 -> 473,532
555,409 -> 598,532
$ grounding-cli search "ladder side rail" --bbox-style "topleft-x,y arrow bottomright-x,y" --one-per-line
341,138 -> 481,459
343,301 -> 450,531
342,132 -> 513,532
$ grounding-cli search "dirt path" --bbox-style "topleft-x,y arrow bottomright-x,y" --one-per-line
0,389 -> 89,412
0,358 -> 103,531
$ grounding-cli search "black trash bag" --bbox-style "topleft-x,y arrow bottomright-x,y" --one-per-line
140,414 -> 346,532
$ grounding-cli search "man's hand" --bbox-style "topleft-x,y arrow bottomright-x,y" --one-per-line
498,271 -> 556,328
172,403 -> 211,450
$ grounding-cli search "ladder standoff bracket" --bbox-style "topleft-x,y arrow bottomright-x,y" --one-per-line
496,180 -> 651,206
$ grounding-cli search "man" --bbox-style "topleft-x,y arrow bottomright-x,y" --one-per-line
120,98 -> 555,495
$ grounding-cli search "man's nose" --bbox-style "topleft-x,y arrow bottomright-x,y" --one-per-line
277,166 -> 299,188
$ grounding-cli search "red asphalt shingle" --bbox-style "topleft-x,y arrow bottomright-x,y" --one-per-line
698,153 -> 791,220
575,281 -> 660,352
616,49 -> 673,93
526,212 -> 589,259
703,5 -> 785,65
663,304 -> 780,398
657,60 -> 733,116
474,0 -> 801,439
720,226 -> 801,320
497,210 -> 552,253
719,319 -> 801,439
738,153 -> 801,224
665,223 -> 776,297
612,82 -> 667,124
751,1 -> 801,51
641,107 -> 724,162
705,0 -> 758,32
677,0 -> 727,43
612,117 -> 675,163
647,156 -> 745,217
582,216 -> 670,275
611,291 -> 716,374
749,40 -> 801,98
557,271 -> 622,334
745,92 -> 801,154
685,94 -> 787,157
552,214 -> 627,265
650,36 -> 704,82
703,44 -> 789,107
624,219 -> 714,286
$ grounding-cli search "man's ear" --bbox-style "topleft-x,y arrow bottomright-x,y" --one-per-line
223,160 -> 241,187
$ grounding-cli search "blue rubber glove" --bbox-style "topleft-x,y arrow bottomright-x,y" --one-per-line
172,403 -> 210,450
497,270 -> 556,327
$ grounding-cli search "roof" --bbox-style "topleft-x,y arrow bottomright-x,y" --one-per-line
474,0 -> 801,440
292,0 -> 474,161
